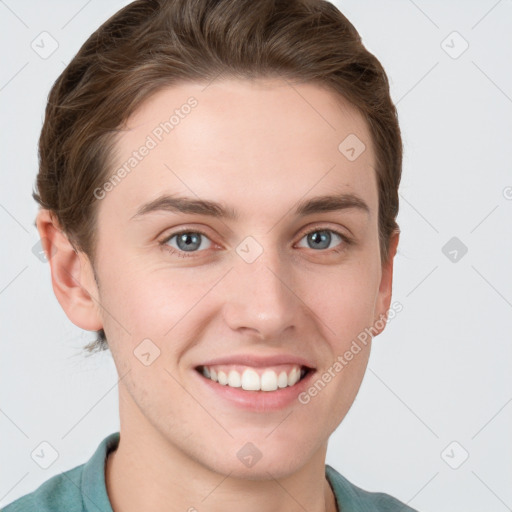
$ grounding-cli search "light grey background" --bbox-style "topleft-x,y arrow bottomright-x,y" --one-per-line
1,1 -> 511,510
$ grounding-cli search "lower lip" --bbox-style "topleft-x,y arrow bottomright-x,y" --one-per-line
193,368 -> 316,412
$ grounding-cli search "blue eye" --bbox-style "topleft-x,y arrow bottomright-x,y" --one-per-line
161,231 -> 212,257
297,229 -> 345,251
159,227 -> 351,258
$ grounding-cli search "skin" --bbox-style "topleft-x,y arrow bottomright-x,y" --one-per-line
37,77 -> 399,512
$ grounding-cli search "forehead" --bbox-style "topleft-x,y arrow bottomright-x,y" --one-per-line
102,78 -> 377,222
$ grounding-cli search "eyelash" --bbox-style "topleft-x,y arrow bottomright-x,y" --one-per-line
158,226 -> 353,259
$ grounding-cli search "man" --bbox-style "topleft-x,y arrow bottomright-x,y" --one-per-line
3,1 -> 415,510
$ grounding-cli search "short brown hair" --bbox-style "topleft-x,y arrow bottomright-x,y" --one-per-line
34,0 -> 402,354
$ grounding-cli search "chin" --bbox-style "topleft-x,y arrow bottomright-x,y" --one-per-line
213,457 -> 307,481
200,439 -> 317,481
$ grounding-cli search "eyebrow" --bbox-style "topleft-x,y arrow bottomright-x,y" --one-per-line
130,192 -> 370,221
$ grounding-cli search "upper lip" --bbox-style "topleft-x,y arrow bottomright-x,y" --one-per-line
197,353 -> 316,369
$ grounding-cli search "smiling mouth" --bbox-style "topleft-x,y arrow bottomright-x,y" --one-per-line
195,364 -> 313,392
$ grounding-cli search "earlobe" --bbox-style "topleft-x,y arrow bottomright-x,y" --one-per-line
36,209 -> 103,331
373,230 -> 400,336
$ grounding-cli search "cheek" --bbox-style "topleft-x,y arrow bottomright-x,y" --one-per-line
104,273 -> 178,328
306,257 -> 381,345
303,264 -> 378,430
97,256 -> 221,349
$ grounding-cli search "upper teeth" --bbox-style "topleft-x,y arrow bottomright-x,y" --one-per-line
201,365 -> 305,391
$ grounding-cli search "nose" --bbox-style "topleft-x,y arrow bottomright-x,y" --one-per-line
221,244 -> 302,340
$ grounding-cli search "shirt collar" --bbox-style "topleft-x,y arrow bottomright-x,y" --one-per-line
81,431 -> 119,512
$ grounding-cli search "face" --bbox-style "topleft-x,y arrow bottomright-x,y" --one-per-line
76,78 -> 396,478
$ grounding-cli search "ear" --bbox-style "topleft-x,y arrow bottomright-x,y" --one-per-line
36,209 -> 103,331
372,230 -> 400,336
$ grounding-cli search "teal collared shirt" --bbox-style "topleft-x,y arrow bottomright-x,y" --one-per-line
2,432 -> 418,512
